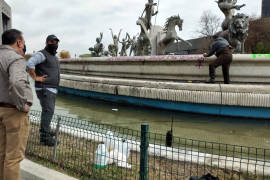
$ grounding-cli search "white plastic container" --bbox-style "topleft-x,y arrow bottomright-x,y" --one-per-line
105,131 -> 115,151
105,131 -> 132,168
94,143 -> 108,169
116,139 -> 130,159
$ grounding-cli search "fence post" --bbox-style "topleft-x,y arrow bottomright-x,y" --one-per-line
53,116 -> 61,160
140,123 -> 149,180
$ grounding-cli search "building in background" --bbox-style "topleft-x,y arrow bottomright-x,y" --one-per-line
0,0 -> 12,44
245,17 -> 270,53
165,37 -> 213,55
262,0 -> 270,17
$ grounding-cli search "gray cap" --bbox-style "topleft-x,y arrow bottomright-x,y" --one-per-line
46,34 -> 59,42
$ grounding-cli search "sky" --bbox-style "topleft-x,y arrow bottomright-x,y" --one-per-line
5,0 -> 262,57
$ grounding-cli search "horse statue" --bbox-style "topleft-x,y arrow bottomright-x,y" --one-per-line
137,14 -> 191,55
217,13 -> 249,53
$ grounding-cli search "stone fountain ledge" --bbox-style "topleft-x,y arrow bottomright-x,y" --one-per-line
59,54 -> 270,83
60,74 -> 270,108
58,54 -> 270,118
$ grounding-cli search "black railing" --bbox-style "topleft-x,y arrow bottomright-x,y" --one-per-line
25,110 -> 270,180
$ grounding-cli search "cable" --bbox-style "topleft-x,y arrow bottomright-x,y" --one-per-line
218,83 -> 223,116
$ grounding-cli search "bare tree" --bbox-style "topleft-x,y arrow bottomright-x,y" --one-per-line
196,10 -> 222,37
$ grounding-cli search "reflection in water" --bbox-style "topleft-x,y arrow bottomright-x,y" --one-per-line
31,91 -> 270,149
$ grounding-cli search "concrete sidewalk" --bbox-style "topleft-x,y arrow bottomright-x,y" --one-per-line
21,159 -> 78,180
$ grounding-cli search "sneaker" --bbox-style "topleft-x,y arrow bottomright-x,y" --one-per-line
206,79 -> 215,84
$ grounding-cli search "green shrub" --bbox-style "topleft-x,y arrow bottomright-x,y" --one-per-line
79,54 -> 92,58
252,41 -> 270,54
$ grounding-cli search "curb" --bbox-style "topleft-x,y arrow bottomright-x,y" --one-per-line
21,159 -> 78,180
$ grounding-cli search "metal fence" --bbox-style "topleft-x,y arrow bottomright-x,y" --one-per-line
26,110 -> 270,180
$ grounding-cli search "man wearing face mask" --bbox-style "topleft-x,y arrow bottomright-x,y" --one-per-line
27,35 -> 60,146
0,29 -> 33,180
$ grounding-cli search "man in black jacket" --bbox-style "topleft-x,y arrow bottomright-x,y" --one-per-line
27,35 -> 60,146
203,36 -> 233,84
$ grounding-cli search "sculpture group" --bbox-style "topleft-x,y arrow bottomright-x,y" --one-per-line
215,0 -> 249,53
88,0 -> 249,57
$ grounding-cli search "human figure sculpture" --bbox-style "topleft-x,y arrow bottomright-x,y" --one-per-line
136,17 -> 151,56
135,33 -> 151,56
141,0 -> 159,30
127,33 -> 136,56
109,29 -> 122,56
88,32 -> 104,57
130,36 -> 137,56
119,34 -> 129,56
134,0 -> 158,56
216,0 -> 245,31
108,44 -> 115,57
127,33 -> 137,56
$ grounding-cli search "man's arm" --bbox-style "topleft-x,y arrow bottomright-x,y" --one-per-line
152,5 -> 158,16
9,58 -> 33,112
204,42 -> 217,57
152,11 -> 158,16
26,52 -> 47,82
233,4 -> 245,10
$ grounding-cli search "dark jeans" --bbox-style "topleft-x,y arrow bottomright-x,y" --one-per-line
36,89 -> 56,140
209,48 -> 232,84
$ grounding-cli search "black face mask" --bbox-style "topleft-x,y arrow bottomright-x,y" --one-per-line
23,45 -> 26,54
45,44 -> 58,55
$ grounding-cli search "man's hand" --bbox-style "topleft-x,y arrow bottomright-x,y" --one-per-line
28,69 -> 47,82
203,53 -> 208,57
35,75 -> 47,82
22,104 -> 31,113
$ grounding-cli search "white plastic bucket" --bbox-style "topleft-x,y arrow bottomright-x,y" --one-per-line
94,143 -> 108,169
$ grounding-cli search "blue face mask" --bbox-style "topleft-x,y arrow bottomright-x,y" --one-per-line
23,44 -> 26,54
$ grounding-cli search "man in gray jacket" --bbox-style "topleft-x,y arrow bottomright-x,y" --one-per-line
27,35 -> 60,147
0,29 -> 33,180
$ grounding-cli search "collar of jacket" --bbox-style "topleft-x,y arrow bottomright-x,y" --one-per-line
0,45 -> 22,56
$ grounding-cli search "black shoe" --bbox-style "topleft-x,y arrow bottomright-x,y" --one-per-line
40,138 -> 60,147
206,79 -> 215,84
50,131 -> 57,137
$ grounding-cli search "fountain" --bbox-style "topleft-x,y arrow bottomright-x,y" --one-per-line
59,0 -> 270,119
